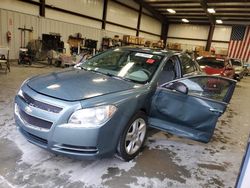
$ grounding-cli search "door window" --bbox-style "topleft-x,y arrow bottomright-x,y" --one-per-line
163,76 -> 236,103
158,59 -> 177,85
180,55 -> 196,75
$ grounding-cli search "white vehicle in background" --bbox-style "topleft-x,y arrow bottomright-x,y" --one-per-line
230,58 -> 245,81
243,63 -> 250,76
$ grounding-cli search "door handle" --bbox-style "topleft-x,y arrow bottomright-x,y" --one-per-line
209,108 -> 223,114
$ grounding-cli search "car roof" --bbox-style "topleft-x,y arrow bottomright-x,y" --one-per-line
117,46 -> 176,57
197,56 -> 225,61
230,58 -> 241,61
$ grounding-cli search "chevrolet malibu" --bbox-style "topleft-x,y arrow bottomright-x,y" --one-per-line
14,47 -> 236,161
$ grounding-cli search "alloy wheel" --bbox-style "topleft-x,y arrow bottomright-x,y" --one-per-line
124,118 -> 146,155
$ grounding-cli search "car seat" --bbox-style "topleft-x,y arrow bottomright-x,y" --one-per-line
158,60 -> 176,85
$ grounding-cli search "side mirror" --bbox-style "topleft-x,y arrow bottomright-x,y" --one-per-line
171,82 -> 188,94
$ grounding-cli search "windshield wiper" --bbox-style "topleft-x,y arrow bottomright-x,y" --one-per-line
84,68 -> 107,76
105,73 -> 136,83
80,66 -> 88,70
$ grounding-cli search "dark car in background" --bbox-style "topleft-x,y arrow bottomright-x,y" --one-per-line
197,57 -> 235,79
14,47 -> 236,161
230,58 -> 245,81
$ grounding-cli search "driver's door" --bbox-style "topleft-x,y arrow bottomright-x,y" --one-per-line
149,75 -> 236,143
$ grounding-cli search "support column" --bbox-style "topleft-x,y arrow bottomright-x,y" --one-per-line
206,24 -> 215,51
136,5 -> 142,37
161,22 -> 169,49
102,0 -> 108,30
39,0 -> 45,17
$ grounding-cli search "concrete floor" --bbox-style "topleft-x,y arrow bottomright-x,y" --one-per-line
0,64 -> 250,188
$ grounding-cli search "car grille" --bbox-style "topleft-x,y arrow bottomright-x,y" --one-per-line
19,107 -> 53,130
18,92 -> 63,113
20,127 -> 48,145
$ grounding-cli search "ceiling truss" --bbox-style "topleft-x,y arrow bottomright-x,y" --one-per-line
136,0 -> 250,25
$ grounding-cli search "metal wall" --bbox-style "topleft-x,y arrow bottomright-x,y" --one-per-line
140,14 -> 162,35
168,24 -> 210,40
0,0 -> 39,16
167,23 -> 232,52
212,25 -> 232,50
107,1 -> 138,29
0,9 -> 102,59
140,32 -> 162,41
0,0 -> 162,59
46,0 -> 104,19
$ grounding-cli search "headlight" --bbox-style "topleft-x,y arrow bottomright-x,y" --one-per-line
68,105 -> 117,128
14,103 -> 19,116
18,89 -> 24,98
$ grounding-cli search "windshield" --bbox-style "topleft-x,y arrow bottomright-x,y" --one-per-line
80,48 -> 163,84
197,58 -> 224,69
231,59 -> 242,66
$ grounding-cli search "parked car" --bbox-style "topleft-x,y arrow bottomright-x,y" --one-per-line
14,47 -> 236,161
230,58 -> 245,80
197,57 -> 235,79
243,63 -> 250,76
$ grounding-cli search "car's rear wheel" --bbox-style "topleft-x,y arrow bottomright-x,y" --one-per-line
116,111 -> 147,161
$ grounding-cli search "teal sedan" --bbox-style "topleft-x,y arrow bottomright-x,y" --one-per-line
14,47 -> 236,161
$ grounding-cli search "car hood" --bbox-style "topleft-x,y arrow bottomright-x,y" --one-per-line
201,66 -> 223,75
234,66 -> 243,71
27,69 -> 136,101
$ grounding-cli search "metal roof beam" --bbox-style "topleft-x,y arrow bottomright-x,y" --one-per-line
200,0 -> 215,25
207,0 -> 249,2
147,0 -> 200,4
134,0 -> 167,23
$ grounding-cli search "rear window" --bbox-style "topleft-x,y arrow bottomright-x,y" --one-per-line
197,58 -> 224,69
231,59 -> 242,66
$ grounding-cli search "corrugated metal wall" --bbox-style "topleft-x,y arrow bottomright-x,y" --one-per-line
168,24 -> 210,40
0,9 -> 40,59
46,0 -> 104,19
0,8 -> 104,59
167,24 -> 232,52
0,0 -> 162,59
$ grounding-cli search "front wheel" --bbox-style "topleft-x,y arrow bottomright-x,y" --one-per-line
116,111 -> 147,161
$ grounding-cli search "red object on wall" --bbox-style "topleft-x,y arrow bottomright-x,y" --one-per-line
6,31 -> 12,42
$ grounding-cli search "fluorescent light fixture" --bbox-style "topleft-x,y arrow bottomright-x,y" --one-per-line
207,8 -> 216,13
216,19 -> 223,24
167,9 -> 176,14
182,18 -> 189,23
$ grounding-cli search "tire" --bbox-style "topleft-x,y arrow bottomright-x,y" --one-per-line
116,111 -> 147,161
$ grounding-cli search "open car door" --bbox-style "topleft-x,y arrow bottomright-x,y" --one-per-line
149,75 -> 236,143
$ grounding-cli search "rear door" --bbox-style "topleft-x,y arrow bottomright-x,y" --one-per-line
149,75 -> 236,142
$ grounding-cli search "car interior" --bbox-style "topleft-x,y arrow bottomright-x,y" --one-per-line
158,58 -> 177,85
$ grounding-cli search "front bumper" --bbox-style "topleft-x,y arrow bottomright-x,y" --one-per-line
235,71 -> 244,80
14,85 -> 121,159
